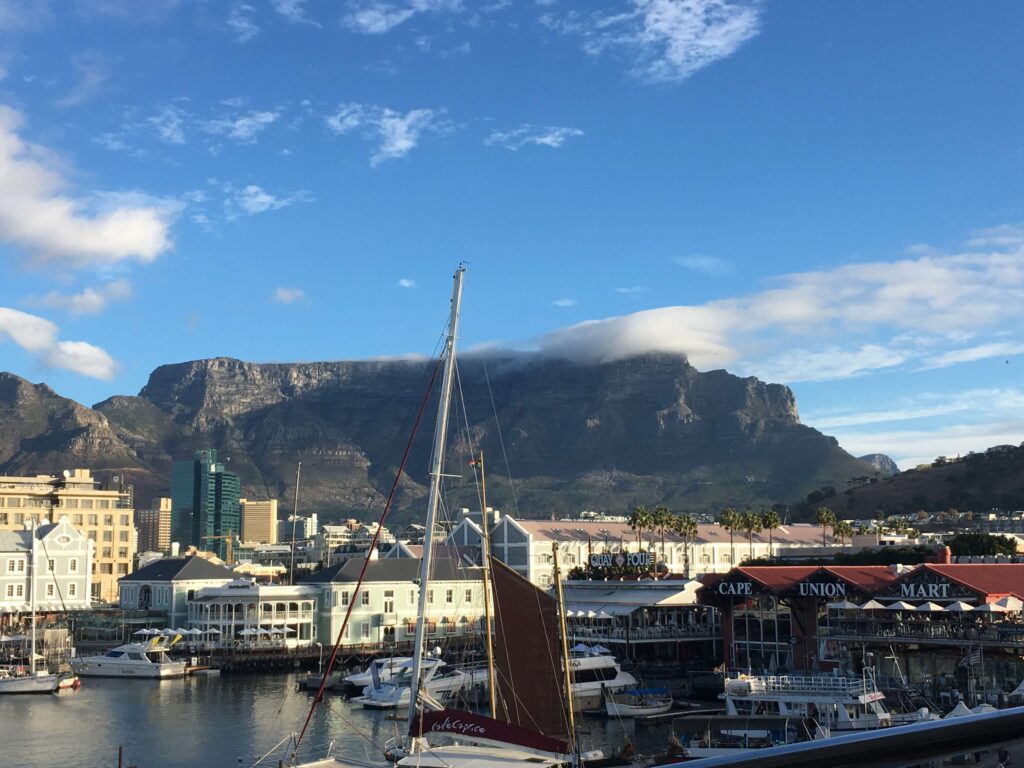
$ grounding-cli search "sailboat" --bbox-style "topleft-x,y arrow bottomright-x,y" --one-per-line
289,267 -> 630,767
0,522 -> 69,694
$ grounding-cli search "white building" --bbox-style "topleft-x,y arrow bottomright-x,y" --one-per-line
0,517 -> 92,617
187,580 -> 319,647
117,555 -> 238,627
303,557 -> 485,649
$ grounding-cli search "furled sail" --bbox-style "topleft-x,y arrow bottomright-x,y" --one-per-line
489,556 -> 569,741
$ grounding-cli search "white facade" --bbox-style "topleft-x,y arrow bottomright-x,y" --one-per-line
118,556 -> 237,627
187,580 -> 318,647
0,517 -> 92,615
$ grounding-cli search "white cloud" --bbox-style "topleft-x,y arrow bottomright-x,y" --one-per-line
272,287 -> 306,304
147,104 -> 188,144
0,105 -> 175,267
0,0 -> 53,30
616,286 -> 644,296
806,388 -> 1024,430
325,102 -> 448,166
202,110 -> 280,143
485,124 -> 583,151
344,0 -> 462,34
32,279 -> 133,315
503,227 -> 1024,384
0,307 -> 117,379
398,278 -> 416,288
675,253 -> 730,276
225,184 -> 311,218
548,0 -> 760,84
270,0 -> 320,26
56,50 -> 111,108
552,297 -> 577,307
227,3 -> 259,43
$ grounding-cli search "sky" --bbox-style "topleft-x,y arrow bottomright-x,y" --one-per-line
0,0 -> 1022,471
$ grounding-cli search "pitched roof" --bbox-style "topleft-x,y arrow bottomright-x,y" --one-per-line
915,564 -> 1024,600
0,530 -> 30,553
119,555 -> 237,582
824,565 -> 901,592
508,519 -> 825,546
302,557 -> 478,584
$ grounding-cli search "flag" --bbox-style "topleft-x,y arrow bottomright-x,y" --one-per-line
959,649 -> 982,668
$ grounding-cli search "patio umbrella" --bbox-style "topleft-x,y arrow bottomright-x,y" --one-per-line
885,601 -> 916,611
187,628 -> 204,636
915,602 -> 946,612
239,628 -> 257,636
132,629 -> 153,636
597,610 -> 613,620
563,609 -> 575,618
269,628 -> 285,634
586,610 -> 597,619
204,628 -> 221,634
945,601 -> 975,612
997,596 -> 1024,611
973,602 -> 1009,613
827,600 -> 860,610
571,643 -> 591,653
859,600 -> 885,610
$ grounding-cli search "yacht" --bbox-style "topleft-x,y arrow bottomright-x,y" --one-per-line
301,655 -> 412,694
71,642 -> 187,678
350,657 -> 488,709
0,665 -> 65,694
669,714 -> 826,759
568,649 -> 638,711
722,673 -> 892,730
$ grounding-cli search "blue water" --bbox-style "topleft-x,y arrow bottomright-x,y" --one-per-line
0,672 -> 665,768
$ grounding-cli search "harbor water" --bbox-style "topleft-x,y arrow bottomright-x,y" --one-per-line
0,672 -> 669,768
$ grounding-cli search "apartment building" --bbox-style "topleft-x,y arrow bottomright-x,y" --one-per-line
0,517 -> 93,618
239,498 -> 278,544
136,497 -> 172,555
0,469 -> 135,603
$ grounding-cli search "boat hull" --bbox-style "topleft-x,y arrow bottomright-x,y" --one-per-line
0,672 -> 61,694
605,698 -> 673,717
71,660 -> 187,678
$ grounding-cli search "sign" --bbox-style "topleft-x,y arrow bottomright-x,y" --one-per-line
412,710 -> 570,756
901,582 -> 950,599
798,582 -> 847,598
588,552 -> 654,569
717,581 -> 753,596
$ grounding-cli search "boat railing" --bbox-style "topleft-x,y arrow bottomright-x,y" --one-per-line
726,674 -> 874,697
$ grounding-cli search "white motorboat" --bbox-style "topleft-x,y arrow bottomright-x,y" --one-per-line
602,686 -> 673,717
351,657 -> 488,709
301,655 -> 414,693
670,714 -> 827,759
722,673 -> 892,730
568,649 -> 638,711
71,642 -> 187,678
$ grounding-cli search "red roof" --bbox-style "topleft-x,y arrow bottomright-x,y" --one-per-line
915,564 -> 1024,600
734,566 -> 820,591
822,566 -> 901,592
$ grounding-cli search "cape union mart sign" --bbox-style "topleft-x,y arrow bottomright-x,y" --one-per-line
589,552 -> 655,569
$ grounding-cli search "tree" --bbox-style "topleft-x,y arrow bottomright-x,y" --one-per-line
814,506 -> 836,547
945,532 -> 1018,557
761,508 -> 781,557
672,512 -> 698,578
629,505 -> 652,548
653,505 -> 672,563
834,520 -> 855,546
740,509 -> 762,560
720,507 -> 741,565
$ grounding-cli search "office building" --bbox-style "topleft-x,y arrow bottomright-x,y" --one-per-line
136,497 -> 172,554
171,450 -> 240,561
239,498 -> 278,544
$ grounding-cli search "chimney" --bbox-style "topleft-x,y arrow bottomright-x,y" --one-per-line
938,545 -> 953,565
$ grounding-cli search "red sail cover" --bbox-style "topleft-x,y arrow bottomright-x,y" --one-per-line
489,556 -> 570,741
412,709 -> 570,756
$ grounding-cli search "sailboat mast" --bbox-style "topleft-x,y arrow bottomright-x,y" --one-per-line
477,451 -> 498,719
407,265 -> 465,728
288,461 -> 302,585
552,542 -> 577,753
29,520 -> 37,674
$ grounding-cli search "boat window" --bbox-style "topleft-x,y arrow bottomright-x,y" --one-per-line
105,651 -> 125,657
128,653 -> 146,661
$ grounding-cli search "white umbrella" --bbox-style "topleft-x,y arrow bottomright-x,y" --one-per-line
885,601 -> 916,611
257,628 -> 272,636
973,602 -> 1008,613
591,644 -> 612,654
133,629 -> 153,636
571,643 -> 591,653
586,610 -> 597,619
827,600 -> 860,610
597,610 -> 613,620
239,628 -> 257,636
915,602 -> 946,612
563,609 -> 575,618
269,628 -> 285,634
946,601 -> 975,612
187,628 -> 204,636
997,596 -> 1024,611
859,600 -> 885,610
204,627 -> 221,635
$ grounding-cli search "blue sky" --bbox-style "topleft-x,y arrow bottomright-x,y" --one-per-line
0,0 -> 1022,469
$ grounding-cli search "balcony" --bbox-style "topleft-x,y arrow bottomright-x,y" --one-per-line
568,622 -> 719,645
821,618 -> 1024,648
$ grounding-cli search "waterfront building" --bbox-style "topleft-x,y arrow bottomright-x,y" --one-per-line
700,559 -> 1024,706
187,580 -> 318,647
240,498 -> 278,544
0,469 -> 134,603
0,517 -> 93,620
117,555 -> 238,627
278,512 -> 318,542
171,450 -> 240,560
303,557 -> 485,649
136,497 -> 172,555
446,514 -> 832,587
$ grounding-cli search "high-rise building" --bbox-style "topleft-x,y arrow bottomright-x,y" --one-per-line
0,468 -> 134,603
170,450 -> 240,560
136,497 -> 172,555
239,498 -> 278,544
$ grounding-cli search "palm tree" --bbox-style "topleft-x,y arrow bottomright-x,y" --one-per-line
834,519 -> 854,546
761,508 -> 781,558
629,505 -> 652,548
653,505 -> 672,564
673,512 -> 698,577
740,509 -> 762,561
814,506 -> 836,547
719,507 -> 741,565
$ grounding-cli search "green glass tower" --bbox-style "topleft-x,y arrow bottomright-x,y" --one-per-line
170,449 -> 240,560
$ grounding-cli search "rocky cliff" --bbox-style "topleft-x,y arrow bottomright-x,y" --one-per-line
0,354 -> 875,523
858,453 -> 901,476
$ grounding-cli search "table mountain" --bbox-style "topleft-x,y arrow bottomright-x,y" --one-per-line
0,354 -> 875,523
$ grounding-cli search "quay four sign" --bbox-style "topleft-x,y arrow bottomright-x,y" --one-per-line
588,552 -> 654,569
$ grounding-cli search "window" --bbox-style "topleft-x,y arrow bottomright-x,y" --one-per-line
119,531 -> 129,542
46,584 -> 54,598
47,558 -> 54,572
102,548 -> 112,558
69,583 -> 77,597
445,589 -> 453,604
16,559 -> 24,573
446,618 -> 456,635
103,531 -> 113,542
7,498 -> 21,508
360,622 -> 370,640
464,588 -> 472,603
14,513 -> 23,524
4,585 -> 12,598
118,548 -> 128,559
15,585 -> 23,597
87,513 -> 97,523
427,589 -> 434,604
117,563 -> 128,575
72,514 -> 83,525
408,589 -> 416,605
340,590 -> 349,607
103,515 -> 113,525
65,499 -> 78,509
383,590 -> 395,614
701,553 -> 711,564
88,531 -> 97,541
361,590 -> 370,607
82,500 -> 93,510
5,560 -> 13,573
69,558 -> 78,573
120,515 -> 130,526
0,514 -> 6,525
100,563 -> 113,574
98,500 -> 110,510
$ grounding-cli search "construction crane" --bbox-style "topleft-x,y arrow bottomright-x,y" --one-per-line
202,529 -> 235,564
